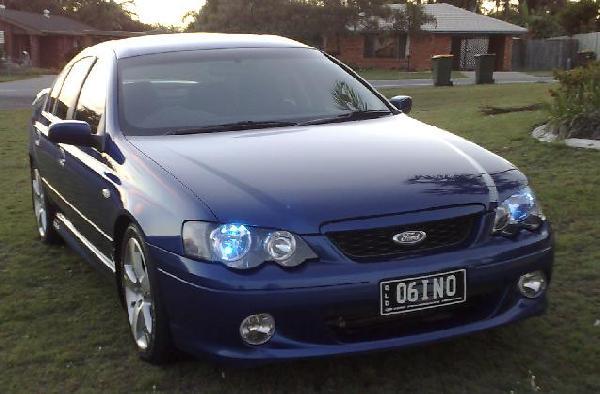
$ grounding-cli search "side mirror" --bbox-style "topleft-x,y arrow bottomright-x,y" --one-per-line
48,120 -> 103,150
389,95 -> 412,114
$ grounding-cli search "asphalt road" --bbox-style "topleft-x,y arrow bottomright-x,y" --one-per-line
0,75 -> 55,110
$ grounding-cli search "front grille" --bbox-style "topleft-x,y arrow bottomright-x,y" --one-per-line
327,214 -> 477,260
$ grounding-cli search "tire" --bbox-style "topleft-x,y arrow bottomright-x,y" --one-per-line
31,165 -> 61,244
119,223 -> 174,364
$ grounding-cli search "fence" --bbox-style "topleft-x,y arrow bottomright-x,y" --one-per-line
512,38 -> 579,71
572,32 -> 600,59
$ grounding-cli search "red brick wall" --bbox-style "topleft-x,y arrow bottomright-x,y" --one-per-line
326,34 -> 409,70
409,34 -> 452,71
500,36 -> 513,71
0,20 -> 19,61
40,35 -> 81,68
327,33 -> 453,71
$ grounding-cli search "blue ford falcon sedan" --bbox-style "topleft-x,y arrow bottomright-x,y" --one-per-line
29,33 -> 553,365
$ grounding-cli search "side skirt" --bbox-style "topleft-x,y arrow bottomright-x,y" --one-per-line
53,213 -> 116,278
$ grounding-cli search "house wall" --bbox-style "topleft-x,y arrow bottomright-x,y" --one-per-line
410,34 -> 452,71
39,35 -> 82,68
1,21 -> 91,68
489,35 -> 513,71
325,34 -> 409,70
327,33 -> 516,71
0,19 -> 24,62
327,33 -> 453,71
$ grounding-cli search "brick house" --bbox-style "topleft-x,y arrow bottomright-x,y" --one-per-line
325,4 -> 527,71
0,8 -> 140,68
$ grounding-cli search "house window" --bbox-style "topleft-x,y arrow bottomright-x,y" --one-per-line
364,34 -> 407,59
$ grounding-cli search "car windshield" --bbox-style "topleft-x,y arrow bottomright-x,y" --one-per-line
117,47 -> 391,136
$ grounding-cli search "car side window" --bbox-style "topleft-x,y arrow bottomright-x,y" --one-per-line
46,66 -> 71,113
75,59 -> 108,134
54,57 -> 95,120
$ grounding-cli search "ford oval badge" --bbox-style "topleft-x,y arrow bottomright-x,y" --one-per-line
392,231 -> 427,246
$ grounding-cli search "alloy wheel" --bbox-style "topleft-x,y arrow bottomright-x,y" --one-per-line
122,237 -> 154,350
32,169 -> 48,238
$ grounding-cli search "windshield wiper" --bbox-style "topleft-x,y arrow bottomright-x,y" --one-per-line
297,110 -> 392,126
165,120 -> 298,135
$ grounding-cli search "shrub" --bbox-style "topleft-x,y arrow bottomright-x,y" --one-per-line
549,62 -> 600,124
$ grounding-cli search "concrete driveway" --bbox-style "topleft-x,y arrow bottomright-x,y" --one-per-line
0,75 -> 55,109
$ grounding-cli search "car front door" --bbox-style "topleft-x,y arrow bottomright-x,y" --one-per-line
60,56 -> 119,264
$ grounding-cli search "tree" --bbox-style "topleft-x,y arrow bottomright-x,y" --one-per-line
391,3 -> 437,35
430,0 -> 483,13
487,2 -> 566,38
186,0 -> 436,46
558,0 -> 600,36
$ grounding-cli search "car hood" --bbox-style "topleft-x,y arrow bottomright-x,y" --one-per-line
128,114 -> 517,234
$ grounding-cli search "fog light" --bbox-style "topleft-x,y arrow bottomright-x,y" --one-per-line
518,271 -> 547,299
240,313 -> 275,345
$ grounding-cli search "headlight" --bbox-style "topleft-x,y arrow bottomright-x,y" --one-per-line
493,186 -> 545,236
182,222 -> 317,269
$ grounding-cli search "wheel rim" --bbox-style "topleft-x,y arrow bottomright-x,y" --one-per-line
123,237 -> 154,350
32,169 -> 48,238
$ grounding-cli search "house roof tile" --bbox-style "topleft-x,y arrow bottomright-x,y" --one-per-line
0,8 -> 98,35
361,3 -> 528,35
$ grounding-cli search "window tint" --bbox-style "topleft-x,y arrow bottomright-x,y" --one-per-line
118,48 -> 390,136
75,59 -> 108,134
47,66 -> 71,113
55,57 -> 95,119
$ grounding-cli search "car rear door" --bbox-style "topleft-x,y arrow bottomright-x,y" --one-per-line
33,57 -> 95,219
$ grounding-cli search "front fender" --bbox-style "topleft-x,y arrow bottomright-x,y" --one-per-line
110,135 -> 217,254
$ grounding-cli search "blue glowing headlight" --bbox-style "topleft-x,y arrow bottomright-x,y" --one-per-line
182,221 -> 317,269
493,186 -> 544,235
210,224 -> 252,262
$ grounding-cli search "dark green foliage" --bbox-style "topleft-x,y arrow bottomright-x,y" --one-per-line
185,0 -> 435,46
488,0 -> 600,38
549,62 -> 600,124
557,0 -> 600,36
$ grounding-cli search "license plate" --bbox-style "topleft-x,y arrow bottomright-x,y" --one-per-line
380,269 -> 466,316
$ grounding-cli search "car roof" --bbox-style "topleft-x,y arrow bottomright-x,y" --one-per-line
91,33 -> 310,59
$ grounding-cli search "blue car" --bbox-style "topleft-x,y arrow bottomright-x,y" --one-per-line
29,33 -> 553,365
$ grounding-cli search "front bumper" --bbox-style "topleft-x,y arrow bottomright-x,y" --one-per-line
150,224 -> 554,366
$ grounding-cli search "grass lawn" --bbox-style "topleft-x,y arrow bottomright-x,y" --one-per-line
357,68 -> 467,80
0,68 -> 52,83
1,84 -> 599,392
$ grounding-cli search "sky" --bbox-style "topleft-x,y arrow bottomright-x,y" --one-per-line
129,0 -> 205,27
